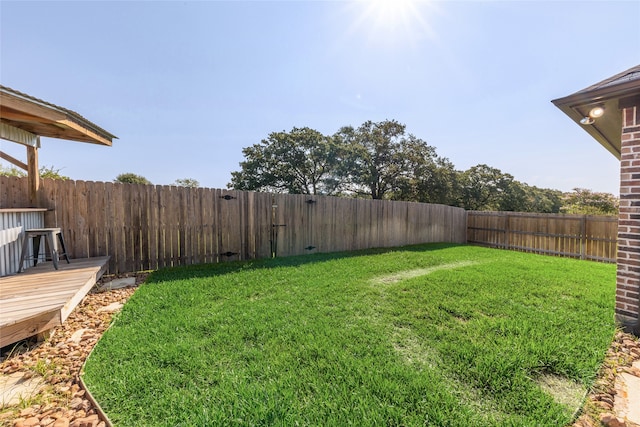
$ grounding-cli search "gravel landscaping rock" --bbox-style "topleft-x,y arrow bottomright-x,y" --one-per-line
572,331 -> 640,427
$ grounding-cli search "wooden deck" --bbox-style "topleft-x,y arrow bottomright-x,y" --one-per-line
0,257 -> 110,348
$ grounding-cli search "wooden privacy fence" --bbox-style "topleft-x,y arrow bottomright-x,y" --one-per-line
0,177 -> 467,274
467,211 -> 618,262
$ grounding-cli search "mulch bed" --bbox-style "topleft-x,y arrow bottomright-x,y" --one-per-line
1,272 -> 639,427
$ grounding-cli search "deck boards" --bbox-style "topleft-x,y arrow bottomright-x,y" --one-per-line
0,257 -> 110,348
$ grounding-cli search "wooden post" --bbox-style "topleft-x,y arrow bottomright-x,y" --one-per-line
26,144 -> 40,205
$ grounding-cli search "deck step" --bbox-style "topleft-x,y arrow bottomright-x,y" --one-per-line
0,257 -> 110,348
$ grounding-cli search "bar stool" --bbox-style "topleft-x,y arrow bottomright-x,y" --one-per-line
17,228 -> 70,273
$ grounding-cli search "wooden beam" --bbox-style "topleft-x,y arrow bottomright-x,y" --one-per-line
0,150 -> 28,170
58,119 -> 113,146
0,309 -> 60,348
60,258 -> 110,322
0,109 -> 58,124
27,144 -> 40,204
0,92 -> 67,123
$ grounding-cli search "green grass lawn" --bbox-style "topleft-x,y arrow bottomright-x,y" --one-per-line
83,244 -> 616,426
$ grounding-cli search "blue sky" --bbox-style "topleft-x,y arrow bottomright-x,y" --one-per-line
1,0 -> 639,195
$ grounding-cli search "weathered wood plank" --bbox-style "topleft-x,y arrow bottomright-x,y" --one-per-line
218,190 -> 241,262
146,184 -> 158,271
0,309 -> 60,348
200,187 -> 214,264
0,256 -> 109,347
75,180 -> 89,258
112,183 -> 126,274
156,185 -> 169,269
104,182 -> 117,273
257,192 -> 274,259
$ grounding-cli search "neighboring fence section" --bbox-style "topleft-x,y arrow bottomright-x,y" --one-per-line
467,211 -> 618,262
0,177 -> 467,275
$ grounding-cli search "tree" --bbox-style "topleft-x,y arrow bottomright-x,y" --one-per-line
522,186 -> 563,213
39,165 -> 69,180
0,164 -> 69,180
457,165 -> 566,213
458,164 -> 528,211
227,120 -> 587,214
393,135 -> 460,205
114,173 -> 151,185
229,127 -> 343,195
174,178 -> 199,188
0,165 -> 25,177
494,177 -> 528,212
560,188 -> 618,215
334,119 -> 411,199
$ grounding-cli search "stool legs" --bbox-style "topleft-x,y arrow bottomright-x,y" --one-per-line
56,232 -> 70,264
32,234 -> 43,267
45,232 -> 59,270
17,229 -> 70,273
17,236 -> 31,273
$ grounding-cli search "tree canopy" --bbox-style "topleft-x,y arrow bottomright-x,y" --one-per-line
229,127 -> 342,195
560,188 -> 619,215
174,178 -> 200,188
114,173 -> 152,185
227,120 -> 616,214
229,120 -> 456,202
393,137 -> 459,206
335,120 -> 409,199
0,164 -> 69,180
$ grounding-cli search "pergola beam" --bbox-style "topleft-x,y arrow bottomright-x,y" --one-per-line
0,86 -> 116,147
0,150 -> 28,170
27,145 -> 39,204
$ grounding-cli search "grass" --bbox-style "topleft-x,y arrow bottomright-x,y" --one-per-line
83,243 -> 616,426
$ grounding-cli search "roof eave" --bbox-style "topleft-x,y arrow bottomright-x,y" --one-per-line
552,79 -> 640,109
0,86 -> 117,146
552,78 -> 640,161
551,99 -> 622,159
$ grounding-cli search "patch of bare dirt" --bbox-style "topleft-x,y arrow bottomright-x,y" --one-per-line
370,261 -> 479,285
537,372 -> 586,413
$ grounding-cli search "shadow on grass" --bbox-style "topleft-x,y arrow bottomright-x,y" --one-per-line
146,242 -> 466,284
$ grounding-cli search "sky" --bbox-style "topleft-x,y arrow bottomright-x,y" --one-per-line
1,0 -> 639,195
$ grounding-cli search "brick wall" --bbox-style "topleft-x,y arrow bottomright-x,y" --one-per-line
618,103 -> 640,334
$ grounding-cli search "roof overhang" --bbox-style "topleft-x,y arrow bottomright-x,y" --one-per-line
552,65 -> 640,160
0,85 -> 117,146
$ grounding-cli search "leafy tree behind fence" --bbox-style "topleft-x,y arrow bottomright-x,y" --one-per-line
228,120 -> 606,214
